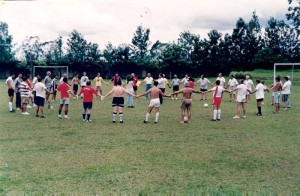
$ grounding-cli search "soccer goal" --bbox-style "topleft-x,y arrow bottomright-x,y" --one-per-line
274,63 -> 300,81
33,66 -> 68,79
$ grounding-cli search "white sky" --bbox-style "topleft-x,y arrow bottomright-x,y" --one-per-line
0,0 -> 290,49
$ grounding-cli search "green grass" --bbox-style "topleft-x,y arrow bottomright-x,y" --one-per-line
0,70 -> 299,194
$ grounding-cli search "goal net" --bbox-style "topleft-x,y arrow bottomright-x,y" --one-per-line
274,63 -> 300,82
33,66 -> 68,79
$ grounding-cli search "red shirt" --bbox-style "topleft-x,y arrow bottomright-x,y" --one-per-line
133,77 -> 138,87
79,86 -> 97,102
57,83 -> 70,99
189,81 -> 195,89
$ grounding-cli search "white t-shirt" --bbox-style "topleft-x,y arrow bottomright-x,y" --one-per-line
281,80 -> 291,94
34,82 -> 47,98
181,77 -> 189,84
32,77 -> 38,87
144,77 -> 153,84
126,81 -> 134,94
172,78 -> 180,86
255,83 -> 265,99
216,77 -> 226,87
211,86 -> 225,98
236,84 -> 247,99
244,79 -> 254,90
80,76 -> 89,86
197,78 -> 211,89
228,78 -> 238,87
157,78 -> 168,88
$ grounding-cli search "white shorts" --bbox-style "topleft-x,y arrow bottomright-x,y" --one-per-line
236,95 -> 246,103
229,86 -> 236,95
60,98 -> 69,105
149,98 -> 160,108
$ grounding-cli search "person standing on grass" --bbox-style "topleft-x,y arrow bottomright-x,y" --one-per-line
32,73 -> 40,107
268,76 -> 282,114
103,79 -> 136,123
142,73 -> 154,99
44,71 -> 52,108
57,77 -> 77,119
227,75 -> 238,102
125,75 -> 135,108
94,72 -> 108,95
171,82 -> 202,123
72,73 -> 80,96
231,79 -> 249,119
6,72 -> 15,112
19,75 -> 31,115
196,75 -> 212,101
110,72 -> 122,86
244,75 -> 255,102
77,81 -> 102,122
137,80 -> 171,124
157,73 -> 170,104
216,73 -> 226,88
131,73 -> 138,96
281,76 -> 292,111
171,74 -> 180,100
33,77 -> 48,118
250,79 -> 267,116
204,80 -> 231,121
14,73 -> 23,111
51,74 -> 59,103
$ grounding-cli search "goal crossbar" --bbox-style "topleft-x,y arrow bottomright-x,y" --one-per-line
33,66 -> 68,78
274,63 -> 300,81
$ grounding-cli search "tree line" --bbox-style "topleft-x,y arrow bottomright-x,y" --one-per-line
0,0 -> 299,78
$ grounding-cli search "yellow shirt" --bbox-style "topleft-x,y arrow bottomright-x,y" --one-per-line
94,77 -> 102,86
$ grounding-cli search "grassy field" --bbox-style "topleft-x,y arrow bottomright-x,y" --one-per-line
0,69 -> 299,194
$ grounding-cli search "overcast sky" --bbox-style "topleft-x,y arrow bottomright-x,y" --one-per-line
0,0 -> 291,49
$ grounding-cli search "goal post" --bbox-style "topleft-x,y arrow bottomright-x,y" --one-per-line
33,66 -> 69,79
274,63 -> 300,81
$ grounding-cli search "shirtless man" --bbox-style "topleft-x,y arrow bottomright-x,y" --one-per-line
6,73 -> 15,112
103,79 -> 135,123
171,82 -> 202,123
137,81 -> 171,124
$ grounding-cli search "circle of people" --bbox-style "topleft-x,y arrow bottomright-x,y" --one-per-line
5,71 -> 292,124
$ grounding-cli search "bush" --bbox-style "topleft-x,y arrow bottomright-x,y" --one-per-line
229,71 -> 252,79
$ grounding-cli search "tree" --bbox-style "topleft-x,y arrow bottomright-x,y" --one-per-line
0,22 -> 14,62
42,36 -> 64,63
286,0 -> 300,34
20,36 -> 44,62
131,25 -> 151,66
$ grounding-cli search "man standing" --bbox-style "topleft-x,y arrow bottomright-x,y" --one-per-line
131,73 -> 138,96
232,79 -> 248,119
33,77 -> 48,118
110,72 -> 121,86
196,75 -> 212,101
142,73 -> 154,99
57,78 -> 77,119
14,73 -> 23,110
227,75 -> 238,102
244,75 -> 254,102
72,73 -> 79,96
93,72 -> 108,95
6,73 -> 15,112
171,82 -> 202,123
171,75 -> 180,100
19,75 -> 31,115
44,71 -> 52,108
78,81 -> 102,122
80,72 -> 89,88
104,79 -> 135,123
216,73 -> 226,88
157,73 -> 169,104
137,81 -> 171,124
281,76 -> 292,111
268,76 -> 282,114
250,79 -> 267,116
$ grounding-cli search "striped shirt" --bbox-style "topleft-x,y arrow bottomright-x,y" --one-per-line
19,81 -> 31,97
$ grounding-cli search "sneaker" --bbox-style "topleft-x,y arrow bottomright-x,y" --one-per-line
21,112 -> 25,115
175,97 -> 178,100
23,112 -> 30,115
217,119 -> 220,121
243,116 -> 246,118
130,106 -> 135,108
36,114 -> 40,117
64,116 -> 70,119
82,119 -> 86,122
32,104 -> 37,107
9,109 -> 15,113
143,120 -> 148,124
87,119 -> 92,122
16,108 -> 20,111
40,115 -> 46,118
210,119 -> 217,121
112,120 -> 116,123
27,105 -> 32,108
256,113 -> 262,116
233,116 -> 240,119
58,115 -> 63,119
120,120 -> 124,123
154,121 -> 158,124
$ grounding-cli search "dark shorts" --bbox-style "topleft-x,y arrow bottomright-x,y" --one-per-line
133,86 -> 138,91
83,102 -> 93,109
112,97 -> 124,107
8,88 -> 14,97
73,84 -> 78,92
173,85 -> 179,92
181,99 -> 192,110
200,89 -> 207,92
282,94 -> 289,102
256,98 -> 264,102
35,96 -> 45,107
